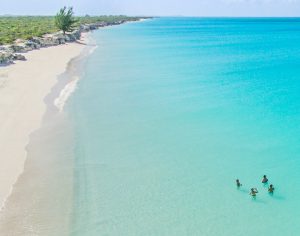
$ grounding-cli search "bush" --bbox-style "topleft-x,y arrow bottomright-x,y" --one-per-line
55,7 -> 77,35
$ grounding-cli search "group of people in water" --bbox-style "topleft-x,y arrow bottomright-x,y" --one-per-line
236,175 -> 275,197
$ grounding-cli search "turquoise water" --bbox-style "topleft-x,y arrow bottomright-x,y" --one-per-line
68,18 -> 300,235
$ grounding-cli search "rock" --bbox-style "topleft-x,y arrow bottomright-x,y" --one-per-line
8,44 -> 29,53
80,24 -> 91,32
25,41 -> 41,50
0,52 -> 14,65
98,22 -> 109,27
57,37 -> 66,44
42,37 -> 60,46
0,45 -> 13,54
30,37 -> 43,45
65,34 -> 76,42
26,37 -> 44,48
70,30 -> 81,40
13,54 -> 26,61
51,33 -> 66,44
89,25 -> 97,30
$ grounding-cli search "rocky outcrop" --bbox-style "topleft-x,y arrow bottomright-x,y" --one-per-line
0,52 -> 27,65
25,41 -> 41,50
8,44 -> 29,53
0,19 -> 144,65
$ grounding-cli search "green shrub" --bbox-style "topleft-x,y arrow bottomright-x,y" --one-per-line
55,7 -> 77,35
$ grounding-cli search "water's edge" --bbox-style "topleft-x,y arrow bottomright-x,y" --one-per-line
0,34 -> 97,236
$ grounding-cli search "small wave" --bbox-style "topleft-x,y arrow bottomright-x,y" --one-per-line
54,39 -> 97,112
54,77 -> 79,112
0,185 -> 13,212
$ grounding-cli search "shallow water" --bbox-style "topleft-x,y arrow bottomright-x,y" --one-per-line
67,18 -> 300,235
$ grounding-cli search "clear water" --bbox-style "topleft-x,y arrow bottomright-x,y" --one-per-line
68,18 -> 300,235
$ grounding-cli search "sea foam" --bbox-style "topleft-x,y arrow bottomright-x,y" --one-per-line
54,76 -> 79,112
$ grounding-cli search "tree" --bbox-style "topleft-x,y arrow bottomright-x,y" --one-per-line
55,7 -> 77,35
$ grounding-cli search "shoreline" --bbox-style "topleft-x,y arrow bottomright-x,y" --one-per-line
0,32 -> 90,211
0,18 -> 148,66
0,32 -> 95,235
0,19 -> 148,234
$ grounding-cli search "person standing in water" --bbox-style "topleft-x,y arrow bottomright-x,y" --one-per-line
250,188 -> 258,197
268,184 -> 275,194
262,175 -> 268,183
236,179 -> 242,188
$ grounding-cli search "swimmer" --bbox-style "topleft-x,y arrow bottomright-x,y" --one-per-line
268,184 -> 275,194
250,188 -> 258,197
236,179 -> 242,188
262,175 -> 268,183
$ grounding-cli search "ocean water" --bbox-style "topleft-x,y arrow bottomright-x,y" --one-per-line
66,18 -> 300,235
4,17 -> 300,236
62,18 -> 300,235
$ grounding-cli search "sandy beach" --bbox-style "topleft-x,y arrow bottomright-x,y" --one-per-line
0,35 -> 87,209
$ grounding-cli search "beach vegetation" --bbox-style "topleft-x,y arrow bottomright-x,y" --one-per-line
55,6 -> 77,35
0,15 -> 144,45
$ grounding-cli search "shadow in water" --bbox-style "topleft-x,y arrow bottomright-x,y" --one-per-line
236,188 -> 248,194
268,193 -> 285,201
250,197 -> 267,204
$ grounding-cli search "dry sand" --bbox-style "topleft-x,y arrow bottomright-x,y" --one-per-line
0,35 -> 87,209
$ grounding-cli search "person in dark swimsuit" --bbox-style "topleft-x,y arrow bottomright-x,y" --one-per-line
268,184 -> 275,194
262,175 -> 268,183
250,188 -> 258,197
236,179 -> 242,188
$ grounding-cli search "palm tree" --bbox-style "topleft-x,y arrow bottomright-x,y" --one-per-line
55,7 -> 77,35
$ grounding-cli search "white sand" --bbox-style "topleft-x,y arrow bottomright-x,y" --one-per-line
0,36 -> 87,208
